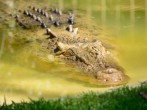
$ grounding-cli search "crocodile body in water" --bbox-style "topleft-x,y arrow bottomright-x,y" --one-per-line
11,6 -> 129,86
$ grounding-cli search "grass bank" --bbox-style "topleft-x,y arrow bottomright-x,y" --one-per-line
0,82 -> 147,110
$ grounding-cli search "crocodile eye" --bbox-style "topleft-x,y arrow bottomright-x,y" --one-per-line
54,47 -> 60,53
65,49 -> 75,56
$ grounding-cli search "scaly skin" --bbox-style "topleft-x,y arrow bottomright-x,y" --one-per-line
12,6 -> 129,86
54,40 -> 129,86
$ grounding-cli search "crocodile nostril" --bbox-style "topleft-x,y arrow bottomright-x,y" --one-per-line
103,79 -> 108,82
119,77 -> 122,81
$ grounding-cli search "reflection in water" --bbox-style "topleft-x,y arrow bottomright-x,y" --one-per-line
115,2 -> 121,34
130,0 -> 135,38
101,0 -> 106,28
0,32 -> 5,57
58,0 -> 63,10
72,0 -> 77,13
0,0 -> 147,104
130,0 -> 135,24
86,0 -> 92,17
146,0 -> 147,34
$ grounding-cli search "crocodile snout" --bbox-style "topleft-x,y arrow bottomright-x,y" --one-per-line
96,68 -> 129,85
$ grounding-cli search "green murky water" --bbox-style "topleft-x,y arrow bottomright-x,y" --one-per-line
0,0 -> 147,104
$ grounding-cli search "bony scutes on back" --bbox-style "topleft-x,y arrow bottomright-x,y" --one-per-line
14,6 -> 75,29
14,5 -> 129,86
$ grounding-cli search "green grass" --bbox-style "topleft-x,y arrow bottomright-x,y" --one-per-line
0,82 -> 147,110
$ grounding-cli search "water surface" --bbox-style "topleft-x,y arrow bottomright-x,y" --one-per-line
0,0 -> 146,104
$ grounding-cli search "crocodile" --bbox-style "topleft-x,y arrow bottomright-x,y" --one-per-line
11,5 -> 129,86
